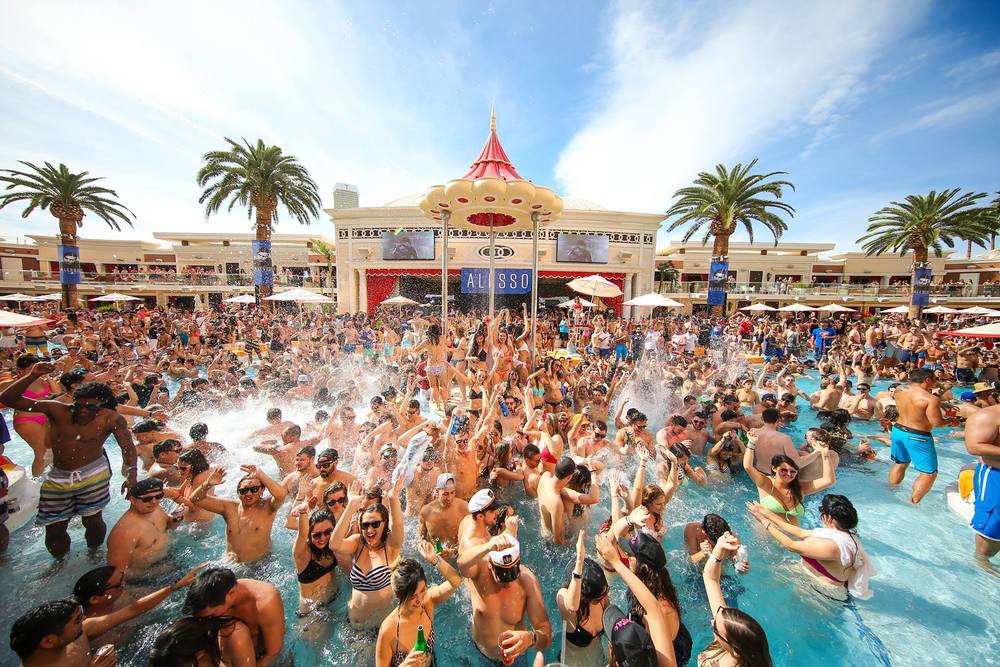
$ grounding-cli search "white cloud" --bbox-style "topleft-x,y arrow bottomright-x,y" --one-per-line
885,85 -> 1000,136
555,0 -> 928,213
946,49 -> 1000,81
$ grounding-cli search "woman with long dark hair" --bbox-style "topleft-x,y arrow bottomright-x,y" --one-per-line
743,430 -> 834,526
292,503 -> 340,639
149,616 -> 255,667
556,531 -> 608,667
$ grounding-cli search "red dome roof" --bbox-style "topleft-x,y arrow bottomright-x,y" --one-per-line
460,109 -> 524,182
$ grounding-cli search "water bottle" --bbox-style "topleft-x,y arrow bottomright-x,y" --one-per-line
414,625 -> 427,653
735,545 -> 748,570
434,538 -> 443,555
498,399 -> 510,417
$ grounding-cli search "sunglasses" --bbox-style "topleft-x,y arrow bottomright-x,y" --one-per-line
325,496 -> 346,506
74,402 -> 101,412
594,432 -> 607,439
342,414 -> 356,420
136,493 -> 164,502
318,460 -> 335,468
238,485 -> 262,495
310,528 -> 334,539
381,450 -> 397,459
360,520 -> 383,531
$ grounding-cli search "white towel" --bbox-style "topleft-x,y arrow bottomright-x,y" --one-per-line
811,528 -> 876,599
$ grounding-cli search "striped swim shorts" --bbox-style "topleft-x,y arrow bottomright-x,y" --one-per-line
35,453 -> 112,526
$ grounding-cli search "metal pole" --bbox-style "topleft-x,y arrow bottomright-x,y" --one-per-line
442,211 -> 450,330
530,213 -> 539,369
489,212 -> 496,317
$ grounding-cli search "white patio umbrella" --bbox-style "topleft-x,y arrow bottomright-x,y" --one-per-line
557,297 -> 596,309
566,274 -> 623,299
935,322 -> 1000,338
880,305 -> 911,314
817,304 -> 857,312
90,293 -> 142,302
223,294 -> 258,304
0,293 -> 35,302
27,293 -> 63,301
382,295 -> 420,306
959,306 -> 1000,316
0,310 -> 52,327
777,303 -> 816,312
622,293 -> 684,308
739,303 -> 777,312
923,305 -> 960,314
263,287 -> 335,303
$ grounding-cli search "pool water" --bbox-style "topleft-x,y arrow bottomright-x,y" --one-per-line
0,375 -> 996,666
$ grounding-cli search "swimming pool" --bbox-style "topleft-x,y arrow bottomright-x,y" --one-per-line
0,375 -> 995,666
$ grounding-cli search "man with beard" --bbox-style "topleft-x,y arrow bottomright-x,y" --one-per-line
106,478 -> 180,577
283,446 -> 319,528
253,424 -> 321,478
0,364 -> 137,558
419,473 -> 469,558
307,448 -> 357,504
10,598 -> 116,667
190,464 -> 287,562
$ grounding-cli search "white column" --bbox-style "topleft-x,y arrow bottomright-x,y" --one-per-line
357,268 -> 368,314
623,272 -> 633,319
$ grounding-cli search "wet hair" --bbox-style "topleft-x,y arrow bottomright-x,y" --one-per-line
713,607 -> 772,666
283,424 -> 302,439
883,405 -> 899,422
555,456 -> 576,479
314,410 -> 329,422
669,415 -> 688,428
153,440 -> 180,458
182,567 -> 237,614
324,481 -> 347,503
523,443 -> 540,459
720,409 -> 740,421
568,464 -> 593,493
266,407 -> 282,421
641,484 -> 666,533
391,557 -> 427,604
10,598 -> 81,660
668,442 -> 691,460
307,509 -> 336,561
770,455 -> 803,505
909,368 -> 934,384
427,324 -> 442,345
15,353 -> 39,370
629,559 -> 682,627
73,566 -> 117,605
59,369 -> 87,390
179,448 -> 209,477
189,422 -> 208,440
360,503 -> 391,548
701,514 -> 732,543
149,616 -> 240,667
133,418 -> 164,434
298,445 -> 316,458
625,407 -> 640,422
761,408 -> 781,424
819,494 -> 859,532
72,382 -> 118,409
563,557 -> 608,629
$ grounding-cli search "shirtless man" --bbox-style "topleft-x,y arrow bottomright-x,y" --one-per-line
613,412 -> 654,458
187,422 -> 226,461
307,448 -> 357,504
521,444 -> 543,498
148,440 -> 183,486
751,408 -> 811,474
956,343 -> 981,384
683,413 -> 711,455
811,364 -> 848,411
0,365 -> 137,558
182,566 -> 285,667
571,420 -> 610,474
322,406 -> 360,451
133,420 -> 182,471
457,508 -> 551,663
536,457 -> 577,544
10,599 -> 117,667
962,405 -> 1000,567
106,478 -> 179,577
249,407 -> 295,440
253,424 -> 321,478
419,473 -> 469,558
847,383 -> 878,420
282,446 -> 318,529
191,464 -> 287,562
736,378 -> 760,410
890,368 -> 946,504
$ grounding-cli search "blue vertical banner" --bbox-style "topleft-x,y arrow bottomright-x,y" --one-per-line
58,245 -> 81,285
252,239 -> 273,286
707,260 -> 729,306
912,266 -> 932,306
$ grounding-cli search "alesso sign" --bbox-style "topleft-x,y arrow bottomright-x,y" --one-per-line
478,245 -> 515,259
461,268 -> 532,294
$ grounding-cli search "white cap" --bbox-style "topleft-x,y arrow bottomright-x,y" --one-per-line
468,488 -> 500,513
488,535 -> 520,567
297,374 -> 309,383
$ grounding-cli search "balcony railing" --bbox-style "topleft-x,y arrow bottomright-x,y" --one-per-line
1,269 -> 336,291
654,281 -> 1000,299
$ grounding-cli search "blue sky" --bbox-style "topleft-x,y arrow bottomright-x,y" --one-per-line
1,0 -> 998,253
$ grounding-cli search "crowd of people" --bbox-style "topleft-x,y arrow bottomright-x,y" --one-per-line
0,299 -> 998,667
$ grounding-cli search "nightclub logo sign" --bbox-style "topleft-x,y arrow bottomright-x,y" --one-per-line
478,245 -> 515,259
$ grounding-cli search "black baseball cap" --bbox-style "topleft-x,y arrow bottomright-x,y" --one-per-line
603,605 -> 656,667
618,532 -> 667,570
129,477 -> 164,498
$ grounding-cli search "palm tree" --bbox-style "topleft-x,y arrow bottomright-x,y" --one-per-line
0,162 -> 134,307
858,189 -> 990,319
310,238 -> 335,292
665,159 -> 795,312
197,138 -> 321,305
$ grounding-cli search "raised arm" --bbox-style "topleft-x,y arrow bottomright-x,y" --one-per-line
84,563 -> 206,638
190,467 -> 235,517
387,475 -> 406,552
328,480 -> 363,557
0,363 -> 57,414
109,412 -> 138,494
741,432 -> 769,488
415,540 -> 461,604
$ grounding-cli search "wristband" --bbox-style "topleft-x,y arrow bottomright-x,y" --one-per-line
572,571 -> 582,579
530,630 -> 538,648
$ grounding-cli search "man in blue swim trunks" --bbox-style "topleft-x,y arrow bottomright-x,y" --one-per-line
889,368 -> 947,504
962,406 -> 1000,566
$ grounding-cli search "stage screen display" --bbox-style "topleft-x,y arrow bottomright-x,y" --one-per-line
382,230 -> 435,261
556,233 -> 609,263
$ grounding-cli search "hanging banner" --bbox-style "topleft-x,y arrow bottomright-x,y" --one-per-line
707,260 -> 729,306
461,268 -> 532,294
58,245 -> 82,285
252,239 -> 273,286
912,266 -> 932,306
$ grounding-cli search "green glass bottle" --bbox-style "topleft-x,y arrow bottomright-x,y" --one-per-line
414,625 -> 427,653
434,538 -> 443,554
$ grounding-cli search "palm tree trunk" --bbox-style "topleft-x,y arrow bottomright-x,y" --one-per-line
255,210 -> 274,307
909,246 -> 929,321
710,233 -> 730,316
967,239 -> 972,259
54,209 -> 82,309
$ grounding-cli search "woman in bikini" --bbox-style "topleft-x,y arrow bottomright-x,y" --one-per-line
374,541 -> 461,667
556,530 -> 608,667
412,325 -> 450,413
748,493 -> 874,600
698,532 -> 772,666
292,501 -> 340,643
2,354 -> 59,475
330,478 -> 405,630
742,430 -> 835,526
